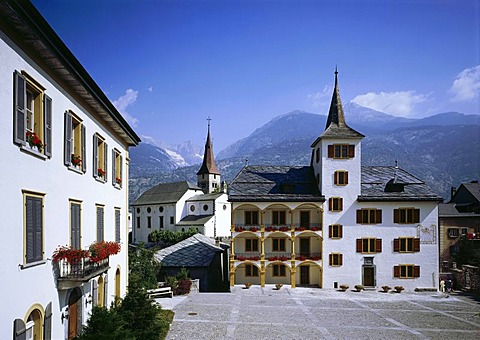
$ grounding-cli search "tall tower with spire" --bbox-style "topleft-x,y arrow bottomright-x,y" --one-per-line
197,118 -> 221,194
311,68 -> 364,207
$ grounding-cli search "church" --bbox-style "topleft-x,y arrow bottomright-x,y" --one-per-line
228,70 -> 442,290
132,122 -> 231,243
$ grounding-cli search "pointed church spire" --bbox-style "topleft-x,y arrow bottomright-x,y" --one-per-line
197,117 -> 220,176
320,68 -> 364,139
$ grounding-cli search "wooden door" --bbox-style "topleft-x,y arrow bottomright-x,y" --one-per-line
68,300 -> 77,340
300,266 -> 310,285
363,266 -> 375,287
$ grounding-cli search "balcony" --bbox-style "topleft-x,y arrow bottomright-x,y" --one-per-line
265,253 -> 291,261
56,258 -> 109,290
234,253 -> 261,261
295,252 -> 321,261
293,223 -> 322,232
234,225 -> 261,232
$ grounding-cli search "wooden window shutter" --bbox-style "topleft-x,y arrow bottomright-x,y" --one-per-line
345,171 -> 349,184
104,143 -> 108,182
93,134 -> 98,178
356,210 -> 362,223
356,239 -> 362,252
112,150 -> 116,186
328,197 -> 333,211
339,198 -> 343,211
414,266 -> 420,278
328,145 -> 334,158
334,172 -> 338,185
414,238 -> 420,252
13,318 -> 27,340
81,125 -> 86,173
393,209 -> 400,223
376,239 -> 382,253
339,254 -> 343,266
328,225 -> 332,238
64,111 -> 72,166
14,71 -> 27,145
376,210 -> 382,224
348,145 -> 355,158
329,253 -> 333,265
44,302 -> 52,340
393,266 -> 400,278
339,225 -> 343,238
413,209 -> 420,223
393,239 -> 400,252
44,95 -> 52,158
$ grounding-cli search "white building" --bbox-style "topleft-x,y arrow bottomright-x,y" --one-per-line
0,2 -> 140,339
229,70 -> 441,291
132,122 -> 231,243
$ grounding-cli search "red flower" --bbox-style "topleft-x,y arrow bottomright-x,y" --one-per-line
26,131 -> 43,151
97,168 -> 106,177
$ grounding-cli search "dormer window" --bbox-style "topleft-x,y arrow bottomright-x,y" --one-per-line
281,184 -> 295,194
385,179 -> 405,192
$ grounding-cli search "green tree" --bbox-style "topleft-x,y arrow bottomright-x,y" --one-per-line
77,306 -> 134,340
129,243 -> 161,289
149,229 -> 198,245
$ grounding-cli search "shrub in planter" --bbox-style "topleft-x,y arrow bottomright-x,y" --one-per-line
275,283 -> 283,290
394,286 -> 405,293
244,282 -> 252,289
339,284 -> 349,291
381,285 -> 391,292
354,285 -> 364,292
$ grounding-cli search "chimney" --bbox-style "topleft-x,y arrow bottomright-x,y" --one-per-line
450,186 -> 457,200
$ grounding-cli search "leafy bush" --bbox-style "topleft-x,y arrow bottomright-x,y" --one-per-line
149,229 -> 198,245
174,279 -> 192,295
165,276 -> 178,290
78,306 -> 134,340
176,267 -> 190,281
129,243 -> 161,289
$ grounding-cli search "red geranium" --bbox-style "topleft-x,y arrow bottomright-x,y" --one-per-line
89,241 -> 121,263
26,131 -> 43,152
52,245 -> 89,263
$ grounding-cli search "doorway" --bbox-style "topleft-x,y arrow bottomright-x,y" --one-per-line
300,266 -> 310,285
68,288 -> 82,340
363,266 -> 375,287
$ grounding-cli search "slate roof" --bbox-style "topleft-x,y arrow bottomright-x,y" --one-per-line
228,165 -> 324,202
187,192 -> 225,202
155,234 -> 228,267
359,166 -> 443,202
133,181 -> 201,205
438,203 -> 480,217
177,215 -> 213,226
453,182 -> 480,203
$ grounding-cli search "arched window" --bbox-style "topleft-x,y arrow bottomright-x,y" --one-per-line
98,276 -> 105,307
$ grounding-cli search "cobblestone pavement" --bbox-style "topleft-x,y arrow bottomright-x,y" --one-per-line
164,285 -> 480,340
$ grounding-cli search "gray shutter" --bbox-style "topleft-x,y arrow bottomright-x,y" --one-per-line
26,196 -> 42,263
115,209 -> 121,243
14,71 -> 27,145
34,197 -> 43,262
64,111 -> 72,166
97,207 -> 104,242
112,150 -> 116,185
119,155 -> 123,187
104,142 -> 108,182
43,302 -> 52,340
44,95 -> 52,158
104,274 -> 109,307
13,318 -> 26,340
81,125 -> 86,173
93,134 -> 98,178
71,203 -> 81,249
25,196 -> 35,263
92,280 -> 98,306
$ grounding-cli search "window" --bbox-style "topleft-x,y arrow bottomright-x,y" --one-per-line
272,211 -> 286,225
64,110 -> 86,172
356,238 -> 382,253
115,208 -> 121,243
203,204 -> 208,211
356,209 -> 382,224
96,205 -> 104,242
70,201 -> 81,249
329,224 -> 343,239
159,206 -> 164,212
112,149 -> 123,187
272,238 -> 286,251
394,265 -> 420,278
147,207 -> 151,213
14,71 -> 52,158
190,205 -> 195,212
329,253 -> 343,266
394,208 -> 420,224
24,192 -> 44,264
93,134 -> 108,182
272,264 -> 286,277
328,197 -> 343,212
393,237 -> 420,252
334,170 -> 348,185
328,144 -> 354,159
315,148 -> 320,163
147,216 -> 152,228
245,211 -> 259,225
245,264 -> 259,277
136,216 -> 141,229
170,216 -> 174,225
245,238 -> 259,252
159,216 -> 164,228
448,228 -> 459,238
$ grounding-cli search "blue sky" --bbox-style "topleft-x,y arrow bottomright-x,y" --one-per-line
32,0 -> 479,151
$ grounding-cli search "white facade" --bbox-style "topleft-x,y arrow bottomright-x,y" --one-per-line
0,3 -> 139,339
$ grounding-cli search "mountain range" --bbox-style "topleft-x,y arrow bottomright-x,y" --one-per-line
129,103 -> 480,204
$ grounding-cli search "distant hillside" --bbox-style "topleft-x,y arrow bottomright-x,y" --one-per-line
129,106 -> 480,203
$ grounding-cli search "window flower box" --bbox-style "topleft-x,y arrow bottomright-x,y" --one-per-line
295,227 -> 306,231
26,131 -> 43,152
115,177 -> 122,185
267,256 -> 278,261
310,226 -> 320,231
297,255 -> 306,261
71,154 -> 82,167
249,227 -> 258,232
235,227 -> 244,232
248,256 -> 260,261
97,168 -> 106,178
279,226 -> 289,232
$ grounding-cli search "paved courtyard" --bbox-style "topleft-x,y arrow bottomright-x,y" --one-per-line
160,285 -> 480,340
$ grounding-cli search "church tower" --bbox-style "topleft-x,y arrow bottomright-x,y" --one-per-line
197,119 -> 221,194
311,68 -> 364,214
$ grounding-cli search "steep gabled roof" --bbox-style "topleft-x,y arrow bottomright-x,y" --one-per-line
133,181 -> 200,205
155,233 -> 228,267
197,122 -> 220,175
358,166 -> 443,201
312,69 -> 364,146
228,165 -> 324,202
